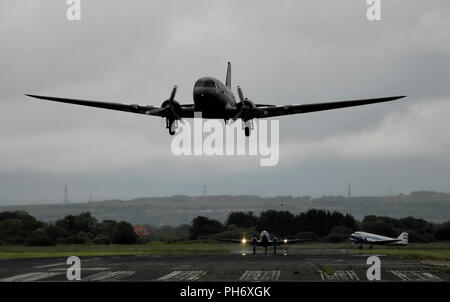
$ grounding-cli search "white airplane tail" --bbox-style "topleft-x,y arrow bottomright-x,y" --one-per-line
397,232 -> 408,245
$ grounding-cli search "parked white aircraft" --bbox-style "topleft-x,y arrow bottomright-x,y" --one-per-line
349,231 -> 408,249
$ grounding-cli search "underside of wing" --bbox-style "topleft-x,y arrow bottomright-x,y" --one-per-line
26,94 -> 168,117
254,96 -> 406,118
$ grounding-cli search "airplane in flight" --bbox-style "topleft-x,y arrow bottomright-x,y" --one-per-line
219,230 -> 311,255
26,62 -> 406,137
349,231 -> 409,249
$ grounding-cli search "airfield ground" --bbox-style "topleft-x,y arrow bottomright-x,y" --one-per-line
0,243 -> 449,282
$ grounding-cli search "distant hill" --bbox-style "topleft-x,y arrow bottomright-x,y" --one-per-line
0,193 -> 449,225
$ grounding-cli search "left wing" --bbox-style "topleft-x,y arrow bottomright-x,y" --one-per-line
252,96 -> 406,118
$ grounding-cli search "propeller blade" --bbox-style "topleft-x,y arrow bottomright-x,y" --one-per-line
166,85 -> 178,111
237,86 -> 245,103
169,85 -> 177,102
232,108 -> 243,121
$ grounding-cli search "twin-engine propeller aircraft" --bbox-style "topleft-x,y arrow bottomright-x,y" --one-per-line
349,231 -> 409,250
26,62 -> 405,137
219,230 -> 311,255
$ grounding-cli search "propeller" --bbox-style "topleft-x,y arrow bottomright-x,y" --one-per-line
162,85 -> 182,120
232,86 -> 252,121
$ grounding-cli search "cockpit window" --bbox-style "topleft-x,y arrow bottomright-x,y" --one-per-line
195,79 -> 217,88
204,80 -> 216,88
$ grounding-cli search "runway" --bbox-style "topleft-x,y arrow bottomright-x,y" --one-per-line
0,249 -> 447,282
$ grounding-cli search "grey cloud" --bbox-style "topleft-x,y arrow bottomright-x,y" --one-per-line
1,1 -> 450,204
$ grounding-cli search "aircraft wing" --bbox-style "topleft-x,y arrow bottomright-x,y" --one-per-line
216,239 -> 246,243
25,94 -> 195,118
253,96 -> 406,118
367,238 -> 402,245
273,239 -> 312,246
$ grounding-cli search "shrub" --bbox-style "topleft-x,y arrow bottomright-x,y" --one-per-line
112,222 -> 137,244
25,228 -> 55,246
92,234 -> 110,245
323,233 -> 348,243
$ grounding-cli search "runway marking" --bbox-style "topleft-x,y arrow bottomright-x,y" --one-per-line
0,272 -> 64,282
83,271 -> 135,281
158,270 -> 206,281
319,270 -> 359,281
34,262 -> 66,269
305,259 -> 345,262
239,270 -> 281,281
49,267 -> 108,272
390,271 -> 441,281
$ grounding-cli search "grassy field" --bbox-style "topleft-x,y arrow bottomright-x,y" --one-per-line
0,242 -> 231,258
0,241 -> 449,260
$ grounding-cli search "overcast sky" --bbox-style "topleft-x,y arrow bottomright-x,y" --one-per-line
1,1 -> 450,204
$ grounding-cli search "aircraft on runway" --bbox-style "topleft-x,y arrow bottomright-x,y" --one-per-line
26,62 -> 405,137
219,230 -> 310,255
349,231 -> 409,249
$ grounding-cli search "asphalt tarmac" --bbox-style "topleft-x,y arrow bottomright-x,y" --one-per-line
0,247 -> 448,282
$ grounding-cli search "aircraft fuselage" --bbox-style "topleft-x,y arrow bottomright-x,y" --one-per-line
193,77 -> 236,119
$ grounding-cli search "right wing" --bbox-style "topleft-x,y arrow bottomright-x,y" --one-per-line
216,239 -> 245,243
25,94 -> 196,118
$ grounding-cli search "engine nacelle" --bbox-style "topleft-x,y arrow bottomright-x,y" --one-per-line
161,99 -> 182,113
251,237 -> 258,245
240,99 -> 256,109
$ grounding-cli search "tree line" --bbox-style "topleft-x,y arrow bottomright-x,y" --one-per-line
1,209 -> 449,246
189,209 -> 450,243
0,211 -> 139,246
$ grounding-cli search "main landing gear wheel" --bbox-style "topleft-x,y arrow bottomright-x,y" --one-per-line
166,119 -> 177,136
242,119 -> 254,137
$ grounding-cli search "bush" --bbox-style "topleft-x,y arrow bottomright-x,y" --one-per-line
323,233 -> 348,243
294,231 -> 319,241
329,225 -> 352,235
92,234 -> 111,245
67,231 -> 90,244
407,230 -> 434,243
212,228 -> 254,241
25,228 -> 55,246
112,222 -> 137,244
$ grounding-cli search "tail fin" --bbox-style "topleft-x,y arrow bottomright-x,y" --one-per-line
225,61 -> 231,89
397,232 -> 408,245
